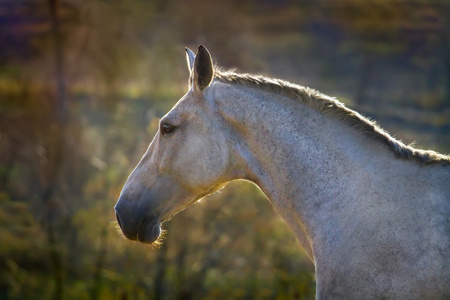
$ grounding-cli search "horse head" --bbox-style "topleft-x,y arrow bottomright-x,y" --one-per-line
114,46 -> 236,244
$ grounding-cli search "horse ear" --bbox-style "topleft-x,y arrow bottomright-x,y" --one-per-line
185,47 -> 195,74
193,45 -> 214,91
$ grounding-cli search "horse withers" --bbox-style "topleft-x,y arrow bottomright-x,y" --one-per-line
115,46 -> 450,299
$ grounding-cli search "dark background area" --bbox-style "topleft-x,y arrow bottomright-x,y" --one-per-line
0,0 -> 449,299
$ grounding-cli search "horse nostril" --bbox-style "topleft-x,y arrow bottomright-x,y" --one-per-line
116,212 -> 123,229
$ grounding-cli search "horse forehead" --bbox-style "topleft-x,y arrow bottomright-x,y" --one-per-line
169,83 -> 229,118
167,92 -> 203,118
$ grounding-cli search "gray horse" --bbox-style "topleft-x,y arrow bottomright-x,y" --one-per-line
115,46 -> 450,299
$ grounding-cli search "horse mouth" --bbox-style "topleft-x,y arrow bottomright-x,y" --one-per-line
116,212 -> 161,244
137,218 -> 161,244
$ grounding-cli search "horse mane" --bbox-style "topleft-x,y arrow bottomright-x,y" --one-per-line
214,69 -> 450,166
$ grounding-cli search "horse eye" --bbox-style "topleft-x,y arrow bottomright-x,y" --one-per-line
160,123 -> 175,135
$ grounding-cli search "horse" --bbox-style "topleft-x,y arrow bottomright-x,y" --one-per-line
115,45 -> 450,299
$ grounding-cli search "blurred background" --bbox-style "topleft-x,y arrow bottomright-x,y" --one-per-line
0,0 -> 449,299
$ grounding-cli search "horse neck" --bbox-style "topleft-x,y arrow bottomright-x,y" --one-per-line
215,82 -> 408,261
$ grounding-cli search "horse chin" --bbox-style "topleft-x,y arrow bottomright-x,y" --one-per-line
137,219 -> 162,245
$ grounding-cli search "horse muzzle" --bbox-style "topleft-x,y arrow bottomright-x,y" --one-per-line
114,201 -> 162,244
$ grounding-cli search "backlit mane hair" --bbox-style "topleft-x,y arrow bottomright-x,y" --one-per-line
214,69 -> 450,165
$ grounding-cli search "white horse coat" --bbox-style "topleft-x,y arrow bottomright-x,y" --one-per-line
115,46 -> 450,299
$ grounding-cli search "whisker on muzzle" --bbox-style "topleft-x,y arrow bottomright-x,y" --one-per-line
111,220 -> 127,240
149,228 -> 167,249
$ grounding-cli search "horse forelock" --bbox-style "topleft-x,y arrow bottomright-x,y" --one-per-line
213,68 -> 450,166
